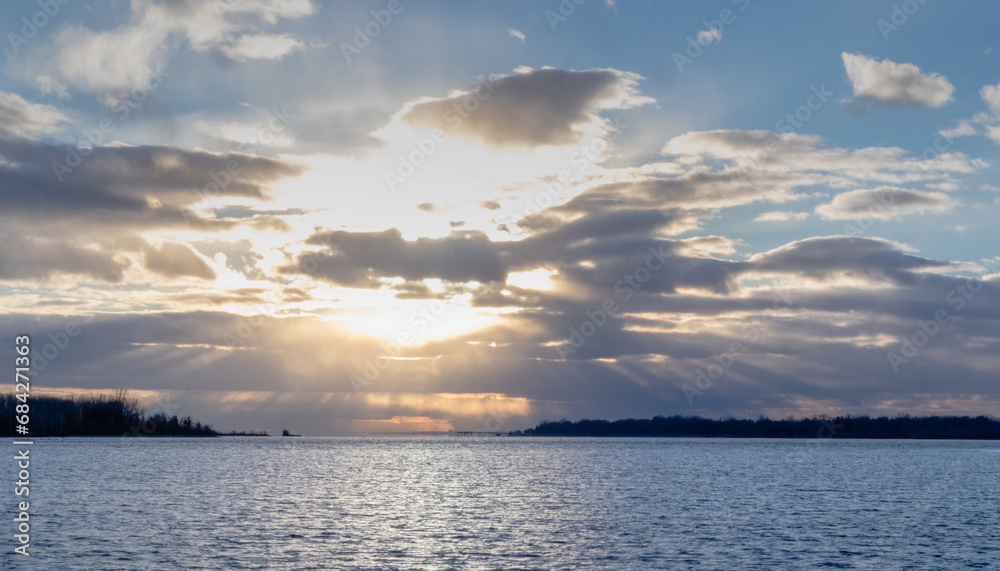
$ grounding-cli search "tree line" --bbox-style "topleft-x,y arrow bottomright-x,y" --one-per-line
0,389 -> 216,437
512,414 -> 1000,439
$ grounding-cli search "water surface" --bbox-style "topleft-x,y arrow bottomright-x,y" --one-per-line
14,437 -> 1000,569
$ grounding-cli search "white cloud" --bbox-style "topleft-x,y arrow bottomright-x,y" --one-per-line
23,0 -> 317,96
34,75 -> 71,100
218,34 -> 305,61
754,211 -> 810,222
660,129 -> 985,181
842,53 -> 954,108
697,27 -> 723,45
985,124 -> 1000,144
927,181 -> 960,192
507,28 -> 525,42
981,82 -> 1000,114
937,121 -> 976,139
814,187 -> 959,220
931,82 -> 1000,145
0,91 -> 71,139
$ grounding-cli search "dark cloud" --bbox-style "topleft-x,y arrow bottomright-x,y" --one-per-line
402,68 -> 652,149
0,137 -> 304,282
0,139 -> 304,223
748,237 -> 950,285
284,228 -> 507,287
2,61 -> 993,431
392,281 -> 445,300
0,235 -> 129,282
4,255 -> 998,434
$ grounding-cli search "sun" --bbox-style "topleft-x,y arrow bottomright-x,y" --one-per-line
325,292 -> 504,345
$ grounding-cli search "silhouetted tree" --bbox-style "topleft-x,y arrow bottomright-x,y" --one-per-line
0,391 -> 217,437
513,414 -> 1000,439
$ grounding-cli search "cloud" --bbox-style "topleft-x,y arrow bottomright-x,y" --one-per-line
8,238 -> 997,432
662,129 -> 822,159
21,0 -> 317,96
5,40 -> 998,429
842,53 -> 954,108
0,91 -> 71,139
978,82 -> 1000,143
218,34 -> 305,61
697,27 -> 723,45
0,137 -> 305,284
401,67 -> 654,149
284,228 -> 507,287
0,140 -> 304,223
507,28 -> 525,42
0,235 -> 129,282
981,82 -> 1000,113
937,122 -> 976,139
542,129 -> 981,223
814,187 -> 959,220
985,124 -> 1000,144
930,82 -> 1000,145
747,236 -> 949,283
192,110 -> 296,148
144,242 -> 217,280
660,129 -> 983,180
6,225 -> 998,432
34,76 -> 71,100
754,211 -> 810,222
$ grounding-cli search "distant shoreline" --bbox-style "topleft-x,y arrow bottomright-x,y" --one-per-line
511,434 -> 1000,440
24,433 -> 1000,440
509,415 -> 1000,440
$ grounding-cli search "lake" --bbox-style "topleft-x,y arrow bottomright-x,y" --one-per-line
13,437 -> 1000,569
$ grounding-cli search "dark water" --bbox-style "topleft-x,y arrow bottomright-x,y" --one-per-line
10,437 -> 1000,569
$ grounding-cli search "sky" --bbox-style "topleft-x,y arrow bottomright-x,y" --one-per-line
2,0 -> 998,435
